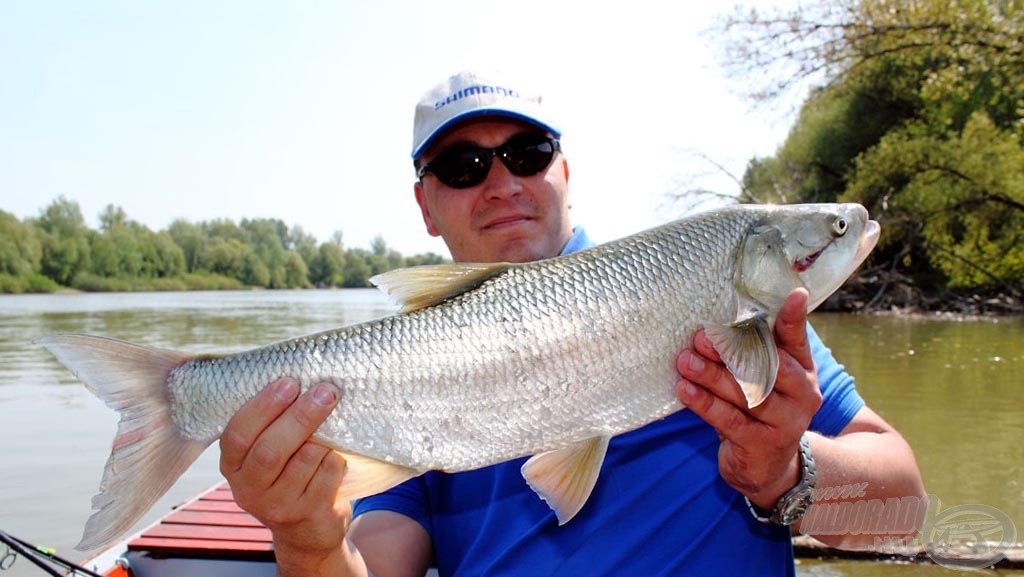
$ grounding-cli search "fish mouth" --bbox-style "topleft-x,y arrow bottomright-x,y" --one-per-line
856,220 -> 881,263
793,218 -> 881,273
794,244 -> 830,272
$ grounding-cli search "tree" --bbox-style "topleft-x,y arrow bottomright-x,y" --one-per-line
309,242 -> 346,287
288,225 -> 318,266
717,0 -> 1024,296
99,204 -> 128,231
168,219 -> 205,272
283,251 -> 311,288
846,112 -> 1024,290
0,210 -> 42,276
240,251 -> 270,287
34,197 -> 91,285
342,248 -> 373,287
202,237 -> 247,278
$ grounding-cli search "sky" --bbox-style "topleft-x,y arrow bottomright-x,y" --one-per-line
0,1 -> 799,257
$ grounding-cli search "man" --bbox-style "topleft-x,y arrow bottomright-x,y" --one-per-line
220,70 -> 926,576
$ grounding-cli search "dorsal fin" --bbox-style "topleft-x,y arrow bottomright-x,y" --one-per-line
370,262 -> 512,313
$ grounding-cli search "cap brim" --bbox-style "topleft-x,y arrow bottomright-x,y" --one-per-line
412,109 -> 561,159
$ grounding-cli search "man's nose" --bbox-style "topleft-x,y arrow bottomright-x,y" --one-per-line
482,158 -> 524,199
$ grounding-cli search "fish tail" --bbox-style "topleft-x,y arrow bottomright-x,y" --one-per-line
35,334 -> 210,551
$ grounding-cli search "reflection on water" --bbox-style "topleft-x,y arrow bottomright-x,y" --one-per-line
0,291 -> 1020,576
812,313 -> 1024,532
0,290 -> 396,577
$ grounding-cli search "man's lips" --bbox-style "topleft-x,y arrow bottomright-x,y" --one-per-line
480,214 -> 535,231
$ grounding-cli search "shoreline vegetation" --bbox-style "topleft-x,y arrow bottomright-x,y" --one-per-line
0,198 -> 447,297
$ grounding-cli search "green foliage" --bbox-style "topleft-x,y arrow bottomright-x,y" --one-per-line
341,248 -> 374,288
722,0 -> 1024,295
846,113 -> 1024,290
0,210 -> 42,276
33,197 -> 91,286
181,272 -> 245,291
0,200 -> 447,293
308,242 -> 347,287
0,273 -> 60,294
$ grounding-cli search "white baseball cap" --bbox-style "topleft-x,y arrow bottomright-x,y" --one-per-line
411,70 -> 561,159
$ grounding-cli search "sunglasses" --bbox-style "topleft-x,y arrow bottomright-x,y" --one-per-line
417,133 -> 561,189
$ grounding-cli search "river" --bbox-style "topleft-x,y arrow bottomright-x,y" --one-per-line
0,290 -> 1020,576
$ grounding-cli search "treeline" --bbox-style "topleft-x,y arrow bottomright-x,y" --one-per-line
0,197 -> 446,293
713,0 -> 1023,313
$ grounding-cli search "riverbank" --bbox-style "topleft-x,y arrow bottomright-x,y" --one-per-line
823,269 -> 1023,317
794,536 -> 1024,571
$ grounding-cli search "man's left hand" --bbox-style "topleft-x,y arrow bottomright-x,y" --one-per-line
675,288 -> 823,510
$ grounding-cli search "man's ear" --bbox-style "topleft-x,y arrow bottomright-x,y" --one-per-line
414,181 -> 442,237
561,157 -> 572,209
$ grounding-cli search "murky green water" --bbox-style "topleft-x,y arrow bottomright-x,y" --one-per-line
0,292 -> 1020,575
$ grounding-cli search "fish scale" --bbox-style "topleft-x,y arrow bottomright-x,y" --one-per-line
37,203 -> 880,550
169,208 -> 754,471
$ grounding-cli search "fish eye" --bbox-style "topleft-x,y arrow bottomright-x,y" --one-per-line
832,217 -> 848,236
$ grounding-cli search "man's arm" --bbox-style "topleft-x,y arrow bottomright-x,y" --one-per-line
676,288 -> 926,549
219,378 -> 432,577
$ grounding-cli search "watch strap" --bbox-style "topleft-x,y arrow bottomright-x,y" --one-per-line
745,433 -> 816,526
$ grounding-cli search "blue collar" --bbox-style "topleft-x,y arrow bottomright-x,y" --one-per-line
560,227 -> 594,256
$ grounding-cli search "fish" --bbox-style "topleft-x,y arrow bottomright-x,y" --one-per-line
37,203 -> 879,551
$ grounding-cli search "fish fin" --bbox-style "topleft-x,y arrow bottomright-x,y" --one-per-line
521,436 -> 610,525
370,262 -> 513,313
704,316 -> 779,408
34,334 -> 209,551
333,450 -> 421,501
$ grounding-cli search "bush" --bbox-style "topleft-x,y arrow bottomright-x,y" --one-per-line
181,272 -> 245,291
0,273 -> 61,293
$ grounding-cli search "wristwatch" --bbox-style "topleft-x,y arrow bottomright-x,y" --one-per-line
745,433 -> 816,526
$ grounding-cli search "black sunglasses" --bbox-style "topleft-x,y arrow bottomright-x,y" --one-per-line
417,133 -> 561,189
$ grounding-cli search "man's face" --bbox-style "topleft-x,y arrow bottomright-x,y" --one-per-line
414,119 -> 573,264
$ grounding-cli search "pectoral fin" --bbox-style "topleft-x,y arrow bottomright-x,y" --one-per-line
334,450 -> 422,502
704,316 -> 778,408
521,436 -> 610,525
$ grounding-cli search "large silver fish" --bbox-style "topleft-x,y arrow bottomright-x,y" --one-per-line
38,203 -> 879,551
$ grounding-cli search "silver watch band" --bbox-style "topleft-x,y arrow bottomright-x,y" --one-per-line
745,433 -> 816,526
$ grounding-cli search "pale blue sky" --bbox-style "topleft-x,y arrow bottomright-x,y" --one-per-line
1,1 -> 794,256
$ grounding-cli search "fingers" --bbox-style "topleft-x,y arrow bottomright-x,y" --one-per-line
677,314 -> 820,435
775,288 -> 814,370
220,378 -> 301,474
220,378 -> 341,498
676,372 -> 758,436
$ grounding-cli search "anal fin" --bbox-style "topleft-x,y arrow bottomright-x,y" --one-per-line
521,436 -> 610,525
334,450 -> 422,502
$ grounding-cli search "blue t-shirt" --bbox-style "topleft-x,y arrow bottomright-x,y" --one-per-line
354,226 -> 865,576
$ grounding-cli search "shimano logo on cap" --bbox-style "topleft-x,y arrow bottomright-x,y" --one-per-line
434,85 -> 521,110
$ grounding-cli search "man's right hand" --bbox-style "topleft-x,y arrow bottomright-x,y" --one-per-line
219,378 -> 352,573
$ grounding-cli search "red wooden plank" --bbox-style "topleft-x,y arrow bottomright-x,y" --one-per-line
202,490 -> 238,502
123,481 -> 278,560
127,536 -> 273,554
164,509 -> 265,528
186,500 -> 248,513
140,523 -> 271,542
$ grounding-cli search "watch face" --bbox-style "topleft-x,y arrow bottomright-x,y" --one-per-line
779,487 -> 815,525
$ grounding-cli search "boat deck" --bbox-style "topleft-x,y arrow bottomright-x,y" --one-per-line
127,483 -> 272,558
95,482 -> 276,577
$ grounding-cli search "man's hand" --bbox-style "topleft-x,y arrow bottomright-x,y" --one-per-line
219,378 -> 352,571
676,288 -> 822,509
